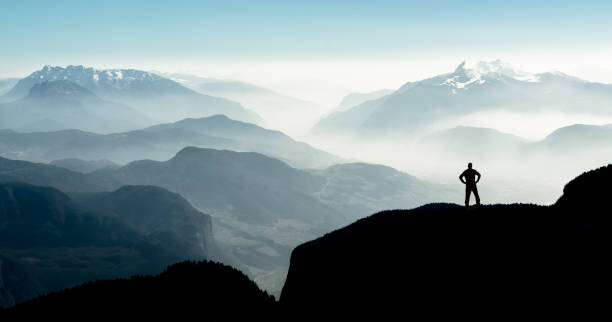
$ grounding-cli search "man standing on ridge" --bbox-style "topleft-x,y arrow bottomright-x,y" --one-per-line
459,162 -> 481,207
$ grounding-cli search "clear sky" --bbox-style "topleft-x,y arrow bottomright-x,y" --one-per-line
2,0 -> 612,102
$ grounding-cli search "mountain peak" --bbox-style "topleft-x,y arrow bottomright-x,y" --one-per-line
26,80 -> 96,99
438,60 -> 540,91
466,60 -> 539,82
454,61 -> 467,73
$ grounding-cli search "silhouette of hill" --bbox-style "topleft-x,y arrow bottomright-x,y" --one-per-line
537,123 -> 612,152
0,114 -> 343,168
145,115 -> 343,168
73,185 -> 215,259
417,126 -> 527,161
280,164 -> 612,314
309,162 -> 457,216
0,78 -> 19,97
2,261 -> 276,318
0,156 -> 113,192
159,72 -> 322,136
0,183 -> 215,308
335,89 -> 394,112
0,80 -> 150,133
49,158 -> 118,173
90,147 -> 338,225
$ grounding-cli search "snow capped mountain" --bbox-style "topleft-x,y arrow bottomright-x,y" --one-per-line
33,65 -> 162,84
27,79 -> 97,99
0,80 -> 151,133
4,65 -> 192,101
465,60 -> 540,82
406,60 -> 541,94
311,60 -> 612,137
2,65 -> 262,124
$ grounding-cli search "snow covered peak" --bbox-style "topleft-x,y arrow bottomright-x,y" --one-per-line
29,65 -> 162,83
465,60 -> 539,82
20,65 -> 167,95
454,61 -> 467,73
438,60 -> 539,92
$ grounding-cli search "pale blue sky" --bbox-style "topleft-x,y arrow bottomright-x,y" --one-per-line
2,0 -> 612,94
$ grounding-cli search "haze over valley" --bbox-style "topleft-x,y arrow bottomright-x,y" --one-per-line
2,1 -> 612,315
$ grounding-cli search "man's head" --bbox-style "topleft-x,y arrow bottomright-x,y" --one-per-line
468,162 -> 472,169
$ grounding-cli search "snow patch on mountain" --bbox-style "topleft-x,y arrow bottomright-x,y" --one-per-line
438,60 -> 540,93
28,65 -> 161,85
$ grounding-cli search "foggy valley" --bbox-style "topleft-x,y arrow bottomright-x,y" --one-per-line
2,1 -> 612,317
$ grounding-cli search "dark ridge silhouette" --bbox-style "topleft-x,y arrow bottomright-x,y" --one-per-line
49,158 -> 118,173
0,156 -> 113,192
555,163 -> 612,246
280,164 -> 612,315
1,260 -> 276,318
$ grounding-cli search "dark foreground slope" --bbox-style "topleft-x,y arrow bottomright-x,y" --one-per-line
2,261 -> 276,318
280,164 -> 612,314
0,183 -> 214,308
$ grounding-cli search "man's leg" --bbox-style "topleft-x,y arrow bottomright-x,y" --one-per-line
473,185 -> 480,205
465,186 -> 471,207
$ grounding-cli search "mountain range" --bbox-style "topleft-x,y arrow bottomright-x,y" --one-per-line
0,80 -> 151,133
1,65 -> 261,124
0,114 -> 342,169
0,78 -> 19,96
334,89 -> 394,112
311,60 -> 612,137
0,147 -> 455,296
161,72 -> 321,136
49,158 -> 118,173
5,162 -> 612,316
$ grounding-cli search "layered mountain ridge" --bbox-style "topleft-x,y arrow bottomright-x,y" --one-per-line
312,60 -> 612,137
1,65 -> 261,125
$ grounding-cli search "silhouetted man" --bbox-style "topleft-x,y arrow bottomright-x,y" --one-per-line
459,162 -> 481,207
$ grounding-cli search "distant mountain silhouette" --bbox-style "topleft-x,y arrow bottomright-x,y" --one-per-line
90,147 -> 339,225
0,182 -> 215,308
0,156 -> 113,192
49,158 -> 118,173
335,89 -> 394,112
537,123 -> 612,152
161,72 -> 322,135
0,114 -> 343,168
194,77 -> 315,111
1,65 -> 261,124
280,164 -> 612,315
417,126 -> 527,161
0,80 -> 150,133
309,162 -> 457,216
0,78 -> 19,97
312,60 -> 612,137
2,261 -> 276,318
145,115 -> 343,168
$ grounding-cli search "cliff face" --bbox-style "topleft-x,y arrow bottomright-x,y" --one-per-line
280,165 -> 612,314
